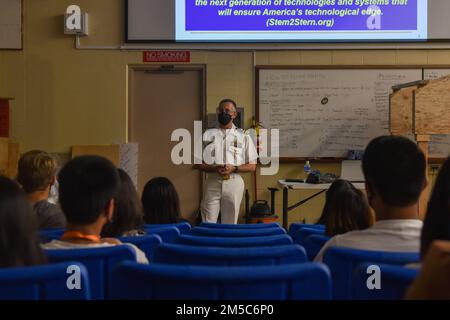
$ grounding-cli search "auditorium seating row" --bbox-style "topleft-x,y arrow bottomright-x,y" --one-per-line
0,222 -> 419,300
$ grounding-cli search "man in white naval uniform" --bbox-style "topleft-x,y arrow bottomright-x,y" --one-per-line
194,99 -> 258,224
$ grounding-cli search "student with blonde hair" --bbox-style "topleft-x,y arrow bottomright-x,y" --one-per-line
17,150 -> 65,229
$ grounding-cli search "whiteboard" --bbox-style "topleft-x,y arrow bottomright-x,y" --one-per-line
424,69 -> 450,159
0,0 -> 22,49
424,69 -> 450,80
258,69 -> 422,158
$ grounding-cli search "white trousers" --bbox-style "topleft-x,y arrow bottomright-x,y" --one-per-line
201,173 -> 245,224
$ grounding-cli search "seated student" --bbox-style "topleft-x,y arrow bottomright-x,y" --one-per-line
42,156 -> 148,264
316,179 -> 373,237
0,176 -> 46,268
420,156 -> 450,259
405,240 -> 450,300
315,136 -> 425,261
141,177 -> 182,224
101,169 -> 145,237
17,150 -> 66,229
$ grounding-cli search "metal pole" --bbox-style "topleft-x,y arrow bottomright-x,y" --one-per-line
283,187 -> 288,229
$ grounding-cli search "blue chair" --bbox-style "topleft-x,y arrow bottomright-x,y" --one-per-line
145,226 -> 180,243
39,228 -> 64,243
0,262 -> 90,300
45,245 -> 136,300
119,234 -> 162,261
323,247 -> 420,300
111,262 -> 332,300
176,234 -> 293,247
293,227 -> 325,243
289,223 -> 325,237
353,263 -> 419,300
40,226 -> 178,244
299,235 -> 331,261
144,222 -> 191,234
153,243 -> 307,266
189,226 -> 285,237
199,222 -> 281,229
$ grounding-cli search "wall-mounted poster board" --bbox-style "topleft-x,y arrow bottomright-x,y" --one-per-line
424,69 -> 450,159
0,0 -> 22,49
71,144 -> 139,187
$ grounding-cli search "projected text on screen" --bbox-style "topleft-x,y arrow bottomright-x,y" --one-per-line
176,0 -> 428,41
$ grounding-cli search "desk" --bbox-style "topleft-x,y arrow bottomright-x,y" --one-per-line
278,180 -> 365,229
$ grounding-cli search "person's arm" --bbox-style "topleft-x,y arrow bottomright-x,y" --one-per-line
193,163 -> 220,173
405,240 -> 450,300
216,133 -> 258,175
216,163 -> 256,176
235,163 -> 256,173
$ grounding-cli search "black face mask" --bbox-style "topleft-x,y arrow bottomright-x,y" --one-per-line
218,112 -> 232,126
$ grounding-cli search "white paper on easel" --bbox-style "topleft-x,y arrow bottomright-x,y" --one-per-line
119,143 -> 139,188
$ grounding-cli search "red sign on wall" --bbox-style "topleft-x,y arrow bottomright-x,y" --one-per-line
0,99 -> 10,138
143,51 -> 190,63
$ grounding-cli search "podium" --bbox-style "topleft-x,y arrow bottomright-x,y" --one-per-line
390,75 -> 450,219
0,97 -> 19,178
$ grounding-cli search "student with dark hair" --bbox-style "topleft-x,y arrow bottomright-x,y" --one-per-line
17,150 -> 66,229
420,156 -> 450,258
316,179 -> 373,237
101,169 -> 145,237
42,156 -> 148,263
141,177 -> 182,224
315,136 -> 425,261
0,176 -> 46,268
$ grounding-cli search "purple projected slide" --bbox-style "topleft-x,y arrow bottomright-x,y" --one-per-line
185,0 -> 418,32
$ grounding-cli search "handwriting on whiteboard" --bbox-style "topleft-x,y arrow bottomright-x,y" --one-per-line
259,69 -> 422,157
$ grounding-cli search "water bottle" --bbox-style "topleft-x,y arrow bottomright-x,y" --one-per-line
303,161 -> 311,182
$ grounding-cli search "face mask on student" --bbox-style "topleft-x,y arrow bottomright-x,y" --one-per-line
218,112 -> 232,126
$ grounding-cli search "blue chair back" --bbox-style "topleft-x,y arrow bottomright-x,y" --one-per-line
189,226 -> 285,237
299,235 -> 331,260
45,245 -> 136,300
293,227 -> 325,243
41,227 -> 180,244
119,234 -> 162,261
176,234 -> 293,247
144,226 -> 181,243
289,223 -> 325,237
323,247 -> 420,299
154,243 -> 307,266
353,263 -> 419,300
111,262 -> 332,300
199,222 -> 281,229
144,222 -> 191,234
0,262 -> 90,300
39,228 -> 64,243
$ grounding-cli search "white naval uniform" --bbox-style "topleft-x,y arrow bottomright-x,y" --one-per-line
198,124 -> 258,224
